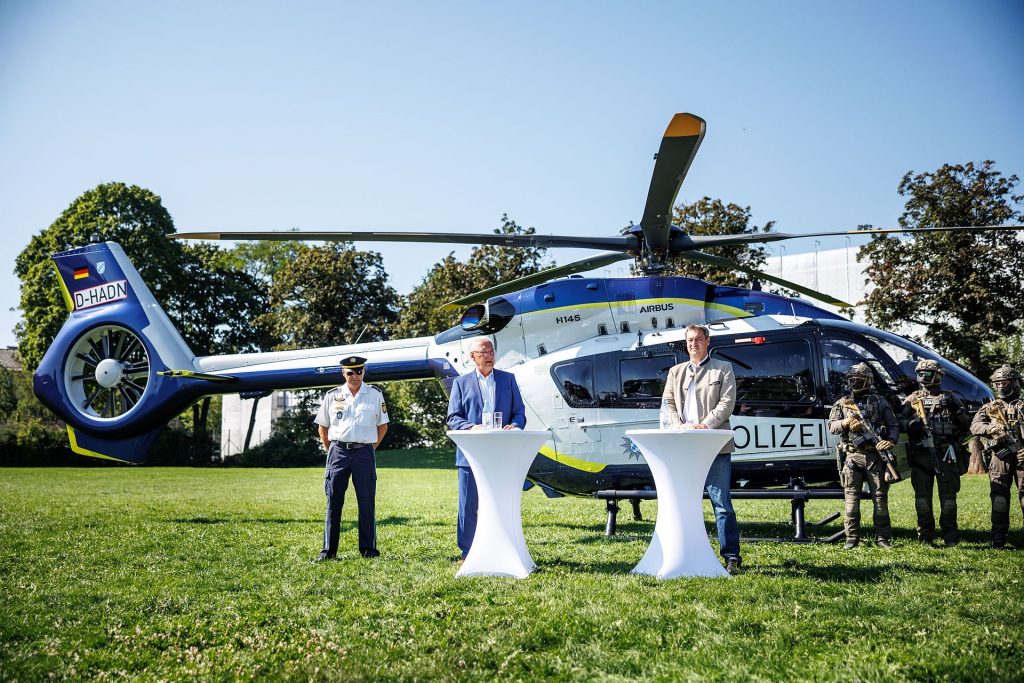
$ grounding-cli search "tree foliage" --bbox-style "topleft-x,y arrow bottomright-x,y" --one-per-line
14,182 -> 275,461
176,243 -> 273,356
256,242 -> 400,350
859,161 -> 1024,377
649,197 -> 775,287
14,183 -> 185,371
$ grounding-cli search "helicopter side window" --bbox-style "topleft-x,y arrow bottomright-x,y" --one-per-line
551,360 -> 598,408
822,337 -> 899,403
711,340 -> 815,404
620,355 -> 675,401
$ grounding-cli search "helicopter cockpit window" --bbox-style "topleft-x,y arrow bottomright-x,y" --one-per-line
551,360 -> 598,408
862,333 -> 923,394
862,333 -> 991,405
620,355 -> 675,401
712,340 -> 814,403
822,337 -> 899,402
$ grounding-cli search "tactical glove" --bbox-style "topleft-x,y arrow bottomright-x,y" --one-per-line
875,439 -> 895,451
841,417 -> 863,432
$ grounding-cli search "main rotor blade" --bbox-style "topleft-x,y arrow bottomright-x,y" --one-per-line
441,252 -> 633,310
682,250 -> 854,308
682,224 -> 1024,251
640,113 -> 706,257
170,230 -> 635,252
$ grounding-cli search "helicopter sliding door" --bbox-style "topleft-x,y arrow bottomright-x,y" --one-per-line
709,335 -> 831,481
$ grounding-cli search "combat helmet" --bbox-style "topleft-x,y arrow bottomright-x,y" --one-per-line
847,362 -> 874,394
915,359 -> 944,389
990,364 -> 1021,400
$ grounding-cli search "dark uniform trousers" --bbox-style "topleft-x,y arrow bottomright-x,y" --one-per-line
989,452 -> 1024,545
323,443 -> 377,555
908,450 -> 961,543
840,451 -> 892,543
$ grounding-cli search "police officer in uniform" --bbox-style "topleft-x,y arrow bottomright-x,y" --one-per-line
828,362 -> 899,549
313,356 -> 389,561
901,359 -> 972,546
970,365 -> 1024,548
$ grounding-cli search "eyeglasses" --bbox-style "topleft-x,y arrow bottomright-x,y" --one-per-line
344,369 -> 364,376
472,350 -> 495,356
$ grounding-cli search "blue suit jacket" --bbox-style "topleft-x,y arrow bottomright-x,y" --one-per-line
446,368 -> 527,467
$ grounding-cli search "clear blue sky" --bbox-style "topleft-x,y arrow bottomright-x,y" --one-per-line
1,1 -> 1022,348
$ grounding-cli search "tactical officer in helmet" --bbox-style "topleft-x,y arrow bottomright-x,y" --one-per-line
828,362 -> 900,549
970,365 -> 1024,548
901,359 -> 972,546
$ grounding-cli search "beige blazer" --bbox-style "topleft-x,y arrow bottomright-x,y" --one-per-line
662,357 -> 737,453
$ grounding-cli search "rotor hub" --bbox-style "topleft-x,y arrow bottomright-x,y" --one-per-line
94,358 -> 125,388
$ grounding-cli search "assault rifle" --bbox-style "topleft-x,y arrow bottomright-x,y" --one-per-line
989,403 -> 1024,462
845,402 -> 902,483
910,395 -> 946,482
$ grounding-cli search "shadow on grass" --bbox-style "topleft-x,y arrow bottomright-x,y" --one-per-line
167,515 -> 434,527
537,557 -> 640,575
169,517 -> 321,525
375,448 -> 454,469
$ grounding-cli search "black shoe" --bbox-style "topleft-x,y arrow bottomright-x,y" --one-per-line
943,538 -> 959,548
313,551 -> 335,563
725,558 -> 741,575
876,539 -> 892,549
843,539 -> 859,550
360,548 -> 380,558
992,540 -> 1006,549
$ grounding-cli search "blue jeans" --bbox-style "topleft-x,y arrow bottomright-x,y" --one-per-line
457,466 -> 478,559
704,453 -> 740,561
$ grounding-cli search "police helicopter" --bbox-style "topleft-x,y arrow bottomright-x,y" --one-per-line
33,113 -> 1019,536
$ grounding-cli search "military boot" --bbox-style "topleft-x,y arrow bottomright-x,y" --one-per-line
843,539 -> 859,550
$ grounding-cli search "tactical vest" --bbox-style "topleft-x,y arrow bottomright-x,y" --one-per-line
908,389 -> 961,443
979,398 -> 1024,457
838,394 -> 884,452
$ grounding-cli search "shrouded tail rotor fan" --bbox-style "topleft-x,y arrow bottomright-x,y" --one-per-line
63,325 -> 151,421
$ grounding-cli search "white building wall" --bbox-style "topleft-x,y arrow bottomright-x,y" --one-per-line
221,392 -> 289,457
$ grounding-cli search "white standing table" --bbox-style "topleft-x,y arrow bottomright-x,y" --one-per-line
627,428 -> 735,579
446,429 -> 550,578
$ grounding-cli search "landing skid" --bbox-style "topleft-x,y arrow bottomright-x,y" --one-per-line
595,478 -> 846,544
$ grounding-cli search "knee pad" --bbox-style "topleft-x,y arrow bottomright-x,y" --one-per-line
992,496 -> 1009,514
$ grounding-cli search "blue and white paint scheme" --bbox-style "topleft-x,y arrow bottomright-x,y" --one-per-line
35,241 -> 991,496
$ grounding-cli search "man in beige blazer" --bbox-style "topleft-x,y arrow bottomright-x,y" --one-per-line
662,323 -> 741,573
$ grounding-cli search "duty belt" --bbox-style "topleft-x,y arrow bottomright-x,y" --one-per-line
337,442 -> 372,450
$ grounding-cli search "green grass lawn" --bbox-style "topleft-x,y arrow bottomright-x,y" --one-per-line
2,449 -> 1022,682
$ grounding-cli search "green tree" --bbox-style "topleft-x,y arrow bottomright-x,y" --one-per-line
651,197 -> 775,286
224,239 -> 304,287
859,161 -> 1024,377
390,216 -> 550,446
257,242 -> 400,350
14,183 -> 186,371
176,242 -> 273,356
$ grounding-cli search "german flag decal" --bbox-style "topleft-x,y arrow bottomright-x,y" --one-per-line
74,267 -> 89,280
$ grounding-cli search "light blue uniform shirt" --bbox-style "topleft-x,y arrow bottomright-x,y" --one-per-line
476,369 -> 496,414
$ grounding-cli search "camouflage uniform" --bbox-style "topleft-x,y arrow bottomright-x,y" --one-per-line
970,365 -> 1024,548
828,364 -> 900,548
901,360 -> 971,545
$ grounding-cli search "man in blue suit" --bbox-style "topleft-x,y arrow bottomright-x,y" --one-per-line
446,337 -> 527,561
